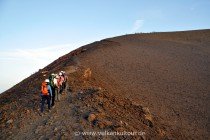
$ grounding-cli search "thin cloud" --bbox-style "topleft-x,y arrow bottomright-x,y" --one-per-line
131,19 -> 144,33
0,44 -> 71,58
0,43 -> 81,93
0,43 -> 74,68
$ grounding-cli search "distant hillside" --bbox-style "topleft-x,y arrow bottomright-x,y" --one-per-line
0,29 -> 209,139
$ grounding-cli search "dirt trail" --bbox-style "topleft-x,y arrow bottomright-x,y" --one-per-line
2,67 -> 76,139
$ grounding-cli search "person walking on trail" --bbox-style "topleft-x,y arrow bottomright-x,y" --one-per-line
40,79 -> 52,113
58,72 -> 64,94
61,71 -> 68,94
49,73 -> 56,108
54,74 -> 61,101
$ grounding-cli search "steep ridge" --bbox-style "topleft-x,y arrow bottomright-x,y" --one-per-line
0,29 -> 209,139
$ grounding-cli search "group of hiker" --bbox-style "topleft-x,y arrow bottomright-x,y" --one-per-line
40,71 -> 68,113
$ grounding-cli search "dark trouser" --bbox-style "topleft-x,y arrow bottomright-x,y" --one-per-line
63,81 -> 66,91
60,84 -> 64,94
51,87 -> 55,106
40,95 -> 51,113
60,81 -> 67,94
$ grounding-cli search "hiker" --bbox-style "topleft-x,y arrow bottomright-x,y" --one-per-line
49,73 -> 56,107
54,74 -> 61,101
40,79 -> 52,113
61,71 -> 68,94
58,72 -> 65,94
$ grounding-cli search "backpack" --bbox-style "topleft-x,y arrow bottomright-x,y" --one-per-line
41,82 -> 49,95
49,74 -> 56,88
53,78 -> 59,88
59,76 -> 64,86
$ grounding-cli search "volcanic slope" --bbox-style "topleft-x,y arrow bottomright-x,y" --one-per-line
0,29 -> 209,139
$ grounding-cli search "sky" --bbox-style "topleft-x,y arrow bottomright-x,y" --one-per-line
0,0 -> 210,93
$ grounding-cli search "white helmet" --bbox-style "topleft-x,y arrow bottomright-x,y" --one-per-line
45,79 -> 49,83
61,71 -> 65,74
59,72 -> 62,76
